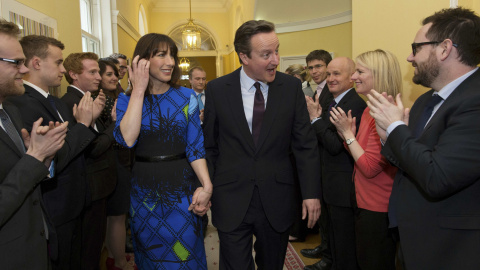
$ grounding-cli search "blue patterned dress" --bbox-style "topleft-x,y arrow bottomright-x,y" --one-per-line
114,86 -> 207,270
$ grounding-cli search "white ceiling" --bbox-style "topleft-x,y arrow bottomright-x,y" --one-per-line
145,0 -> 352,25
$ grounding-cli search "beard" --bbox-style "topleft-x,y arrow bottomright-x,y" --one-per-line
0,78 -> 25,99
412,50 -> 440,88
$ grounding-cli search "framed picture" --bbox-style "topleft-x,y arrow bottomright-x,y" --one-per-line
1,0 -> 58,38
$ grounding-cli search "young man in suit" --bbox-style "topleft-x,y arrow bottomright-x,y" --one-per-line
368,7 -> 480,269
7,35 -> 100,269
62,52 -> 117,270
0,20 -> 68,269
189,66 -> 207,123
204,20 -> 321,270
300,49 -> 334,266
305,57 -> 366,270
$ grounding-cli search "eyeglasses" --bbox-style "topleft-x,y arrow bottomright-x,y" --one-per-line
307,64 -> 324,71
0,57 -> 25,68
411,41 -> 459,56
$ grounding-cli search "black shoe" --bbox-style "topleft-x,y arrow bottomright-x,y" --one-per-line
304,260 -> 332,270
300,245 -> 323,259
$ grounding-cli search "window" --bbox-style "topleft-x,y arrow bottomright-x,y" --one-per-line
80,0 -> 101,55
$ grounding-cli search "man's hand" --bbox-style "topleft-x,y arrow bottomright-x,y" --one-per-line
73,91 -> 94,127
367,90 -> 406,131
302,198 -> 321,228
25,118 -> 68,163
199,109 -> 204,122
305,93 -> 323,121
93,90 -> 106,121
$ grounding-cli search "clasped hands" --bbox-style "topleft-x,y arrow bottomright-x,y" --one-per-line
366,90 -> 410,141
23,118 -> 69,167
73,91 -> 106,127
188,187 -> 212,217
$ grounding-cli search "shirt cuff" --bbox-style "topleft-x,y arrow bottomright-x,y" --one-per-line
386,121 -> 406,138
311,117 -> 321,124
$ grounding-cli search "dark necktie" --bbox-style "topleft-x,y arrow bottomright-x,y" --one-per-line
47,95 -> 58,112
413,94 -> 443,138
327,100 -> 337,113
252,82 -> 264,146
0,109 -> 25,153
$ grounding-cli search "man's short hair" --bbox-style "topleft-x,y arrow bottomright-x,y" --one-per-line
423,7 -> 480,67
306,50 -> 332,66
109,53 -> 127,60
63,52 -> 99,84
20,35 -> 65,66
188,66 -> 205,77
0,19 -> 20,37
234,20 -> 275,64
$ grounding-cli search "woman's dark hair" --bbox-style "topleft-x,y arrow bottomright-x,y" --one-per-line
129,33 -> 180,95
99,58 -> 119,78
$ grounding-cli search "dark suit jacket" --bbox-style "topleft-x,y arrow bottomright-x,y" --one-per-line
311,89 -> 366,207
7,84 -> 96,260
0,102 -> 50,269
204,68 -> 321,233
314,83 -> 334,110
61,86 -> 117,203
382,69 -> 480,269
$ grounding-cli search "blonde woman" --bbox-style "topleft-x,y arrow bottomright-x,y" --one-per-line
285,64 -> 314,97
330,49 -> 402,270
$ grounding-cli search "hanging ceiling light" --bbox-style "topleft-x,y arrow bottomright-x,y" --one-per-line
179,57 -> 191,72
181,0 -> 201,51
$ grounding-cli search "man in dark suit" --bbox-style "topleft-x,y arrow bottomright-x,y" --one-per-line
204,20 -> 321,270
62,52 -> 117,270
8,35 -> 100,270
305,57 -> 366,270
300,49 -> 334,266
0,20 -> 68,269
368,7 -> 480,269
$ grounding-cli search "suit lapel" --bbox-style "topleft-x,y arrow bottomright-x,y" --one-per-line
25,84 -> 63,122
225,69 -> 256,151
0,103 -> 24,157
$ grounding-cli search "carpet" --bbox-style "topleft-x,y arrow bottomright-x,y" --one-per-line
205,212 -> 305,269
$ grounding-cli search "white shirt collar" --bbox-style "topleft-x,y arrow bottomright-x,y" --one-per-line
24,80 -> 50,98
240,66 -> 268,92
69,85 -> 86,96
334,88 -> 353,104
435,67 -> 478,99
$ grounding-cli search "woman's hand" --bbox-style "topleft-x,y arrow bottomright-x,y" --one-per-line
188,187 -> 212,216
128,55 -> 150,96
330,107 -> 356,140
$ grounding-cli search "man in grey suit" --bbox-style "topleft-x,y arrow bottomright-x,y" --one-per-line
368,7 -> 480,269
0,19 -> 68,269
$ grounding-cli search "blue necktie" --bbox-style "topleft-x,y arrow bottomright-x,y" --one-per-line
197,93 -> 204,110
0,109 -> 25,154
413,94 -> 443,138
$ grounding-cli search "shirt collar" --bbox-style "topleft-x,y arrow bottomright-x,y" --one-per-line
435,67 -> 478,99
69,85 -> 86,96
240,66 -> 268,92
24,80 -> 50,98
334,88 -> 353,104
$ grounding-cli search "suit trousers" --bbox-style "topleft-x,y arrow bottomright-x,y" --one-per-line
51,217 -> 82,270
217,186 -> 289,270
81,198 -> 107,270
354,208 -> 396,270
327,204 -> 358,270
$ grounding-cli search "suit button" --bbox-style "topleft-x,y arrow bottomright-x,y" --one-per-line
40,230 -> 45,237
33,199 -> 39,205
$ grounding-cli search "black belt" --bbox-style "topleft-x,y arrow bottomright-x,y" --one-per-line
135,152 -> 186,162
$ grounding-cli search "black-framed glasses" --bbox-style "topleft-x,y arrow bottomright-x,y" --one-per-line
0,57 -> 25,68
411,41 -> 459,56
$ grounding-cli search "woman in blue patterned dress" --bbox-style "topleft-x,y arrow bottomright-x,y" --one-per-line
113,33 -> 212,269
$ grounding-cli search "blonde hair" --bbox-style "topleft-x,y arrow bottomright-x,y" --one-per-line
355,49 -> 402,97
285,64 -> 311,82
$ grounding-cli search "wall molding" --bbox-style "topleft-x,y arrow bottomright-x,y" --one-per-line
276,10 -> 352,34
115,11 -> 141,41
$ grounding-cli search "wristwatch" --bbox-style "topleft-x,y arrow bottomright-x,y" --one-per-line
346,138 -> 356,145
